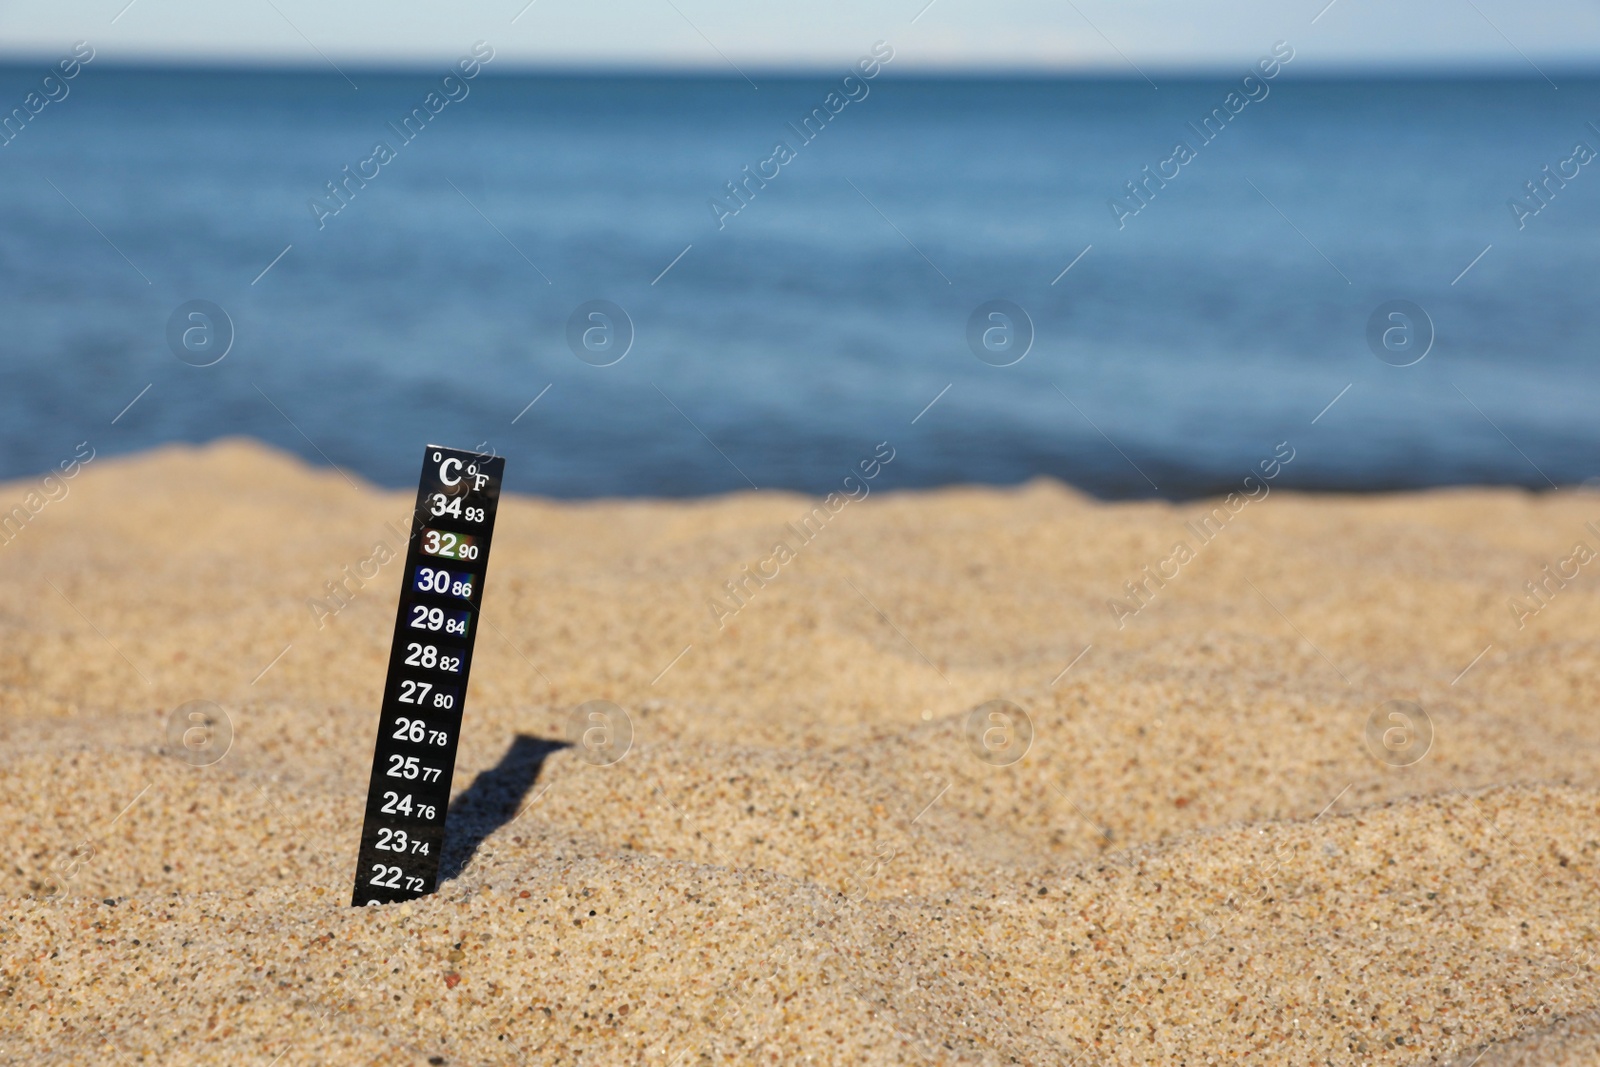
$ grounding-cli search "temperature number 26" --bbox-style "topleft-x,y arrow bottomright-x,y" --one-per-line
391,717 -> 449,746
429,494 -> 485,523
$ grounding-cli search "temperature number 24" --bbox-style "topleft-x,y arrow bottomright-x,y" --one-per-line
429,493 -> 486,523
380,791 -> 437,819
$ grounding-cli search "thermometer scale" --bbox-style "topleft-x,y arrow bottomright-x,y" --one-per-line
351,445 -> 505,905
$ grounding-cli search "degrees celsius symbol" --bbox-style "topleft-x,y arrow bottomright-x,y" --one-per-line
351,445 -> 505,905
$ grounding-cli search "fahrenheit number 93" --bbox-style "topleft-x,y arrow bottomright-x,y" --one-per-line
429,493 -> 486,523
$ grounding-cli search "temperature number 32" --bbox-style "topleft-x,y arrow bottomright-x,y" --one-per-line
422,529 -> 479,560
429,493 -> 486,523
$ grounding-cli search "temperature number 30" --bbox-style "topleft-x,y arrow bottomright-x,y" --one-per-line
415,566 -> 473,599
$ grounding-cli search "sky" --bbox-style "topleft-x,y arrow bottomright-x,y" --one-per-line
0,0 -> 1596,73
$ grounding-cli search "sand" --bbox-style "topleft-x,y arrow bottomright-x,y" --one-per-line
2,438 -> 1598,1065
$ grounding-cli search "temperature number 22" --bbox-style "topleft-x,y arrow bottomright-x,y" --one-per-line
429,493 -> 486,523
369,864 -> 424,891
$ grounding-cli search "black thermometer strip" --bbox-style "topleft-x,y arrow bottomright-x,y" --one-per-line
352,445 -> 505,906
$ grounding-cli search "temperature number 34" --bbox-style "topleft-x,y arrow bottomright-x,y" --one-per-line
429,493 -> 486,522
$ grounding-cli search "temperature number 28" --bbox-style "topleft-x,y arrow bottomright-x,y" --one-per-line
403,643 -> 461,673
429,493 -> 486,523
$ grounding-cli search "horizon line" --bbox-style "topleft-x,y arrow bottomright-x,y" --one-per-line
1,54 -> 1598,80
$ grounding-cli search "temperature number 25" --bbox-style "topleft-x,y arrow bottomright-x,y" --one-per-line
429,493 -> 486,522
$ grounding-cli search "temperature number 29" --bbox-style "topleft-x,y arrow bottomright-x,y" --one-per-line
429,493 -> 486,523
409,605 -> 468,636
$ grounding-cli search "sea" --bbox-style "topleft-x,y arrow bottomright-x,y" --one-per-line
2,64 -> 1598,499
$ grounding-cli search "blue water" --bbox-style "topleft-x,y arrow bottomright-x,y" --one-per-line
2,66 -> 1599,498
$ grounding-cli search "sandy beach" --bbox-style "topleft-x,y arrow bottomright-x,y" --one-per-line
2,439 -> 1598,1065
